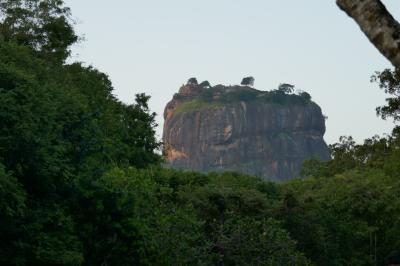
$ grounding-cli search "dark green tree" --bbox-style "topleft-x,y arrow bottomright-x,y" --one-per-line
240,76 -> 255,86
199,80 -> 211,88
278,83 -> 295,94
0,0 -> 78,63
372,68 -> 400,122
0,12 -> 161,264
300,91 -> 312,101
187,77 -> 198,85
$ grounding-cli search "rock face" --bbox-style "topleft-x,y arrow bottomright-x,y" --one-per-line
163,83 -> 330,181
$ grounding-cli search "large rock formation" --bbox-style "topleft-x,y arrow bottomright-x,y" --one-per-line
163,82 -> 330,181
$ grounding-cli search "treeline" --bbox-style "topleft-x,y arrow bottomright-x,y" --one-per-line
1,1 -> 400,265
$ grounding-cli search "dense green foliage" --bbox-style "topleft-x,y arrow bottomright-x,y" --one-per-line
372,68 -> 400,121
296,128 -> 400,265
216,88 -> 313,106
0,0 -> 78,63
241,76 -> 255,86
173,85 -> 315,115
174,99 -> 222,115
187,77 -> 198,85
278,84 -> 295,94
1,1 -> 400,265
199,80 -> 211,88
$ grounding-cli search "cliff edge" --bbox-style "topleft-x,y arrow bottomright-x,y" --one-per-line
162,82 -> 330,181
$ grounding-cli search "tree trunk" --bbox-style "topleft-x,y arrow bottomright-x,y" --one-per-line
337,0 -> 400,68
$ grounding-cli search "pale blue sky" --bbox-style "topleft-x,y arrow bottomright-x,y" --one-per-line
65,0 -> 400,144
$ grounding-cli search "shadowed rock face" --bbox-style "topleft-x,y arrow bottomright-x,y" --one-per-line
163,84 -> 330,181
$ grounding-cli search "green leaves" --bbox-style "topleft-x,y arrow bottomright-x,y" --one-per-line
0,0 -> 78,63
372,68 -> 400,122
2,1 -> 400,265
0,163 -> 26,219
0,12 -> 161,264
75,167 -> 208,265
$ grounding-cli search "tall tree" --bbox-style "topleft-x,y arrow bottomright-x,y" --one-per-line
336,0 -> 400,68
0,0 -> 78,63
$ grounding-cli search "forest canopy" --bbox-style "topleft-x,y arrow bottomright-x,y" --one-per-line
1,0 -> 400,265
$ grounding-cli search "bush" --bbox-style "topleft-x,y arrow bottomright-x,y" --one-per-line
187,77 -> 198,85
240,76 -> 255,86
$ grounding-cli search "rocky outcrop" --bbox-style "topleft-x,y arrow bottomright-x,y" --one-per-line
163,83 -> 330,181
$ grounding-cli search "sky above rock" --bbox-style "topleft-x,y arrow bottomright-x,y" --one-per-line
65,0 -> 400,144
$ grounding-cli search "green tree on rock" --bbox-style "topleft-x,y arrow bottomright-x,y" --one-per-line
241,76 -> 255,86
300,91 -> 312,101
278,83 -> 295,94
199,80 -> 211,88
187,77 -> 198,85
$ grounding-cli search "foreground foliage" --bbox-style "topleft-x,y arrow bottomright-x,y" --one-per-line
1,1 -> 400,265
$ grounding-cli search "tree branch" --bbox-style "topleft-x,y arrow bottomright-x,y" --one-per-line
337,0 -> 400,68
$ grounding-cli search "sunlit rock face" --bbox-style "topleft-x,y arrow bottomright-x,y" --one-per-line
163,83 -> 330,181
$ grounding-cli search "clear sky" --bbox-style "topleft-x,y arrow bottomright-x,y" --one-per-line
64,0 -> 400,144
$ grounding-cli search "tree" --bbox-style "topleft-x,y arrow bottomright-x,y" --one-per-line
300,91 -> 312,101
0,0 -> 78,63
278,83 -> 295,94
0,31 -> 162,264
336,0 -> 400,127
240,76 -> 254,86
187,77 -> 198,85
336,0 -> 400,68
199,80 -> 211,88
371,68 -> 400,121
